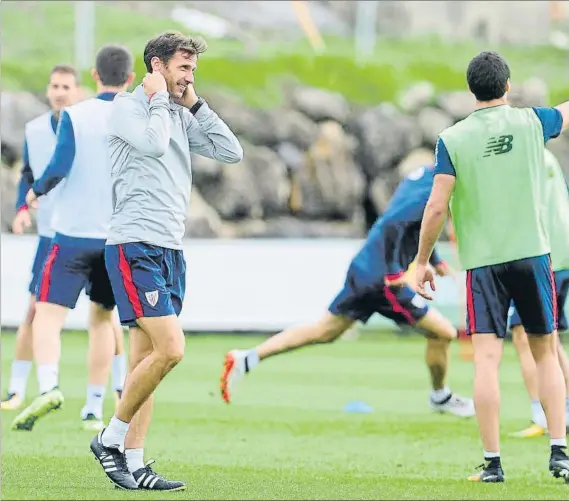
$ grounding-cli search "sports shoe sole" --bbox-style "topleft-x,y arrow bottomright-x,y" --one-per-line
220,353 -> 235,404
11,396 -> 63,431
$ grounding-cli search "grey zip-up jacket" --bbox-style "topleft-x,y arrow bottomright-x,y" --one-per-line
107,84 -> 243,249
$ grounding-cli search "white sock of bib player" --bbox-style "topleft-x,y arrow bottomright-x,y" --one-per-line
125,448 -> 145,473
430,386 -> 451,404
551,437 -> 568,448
37,364 -> 59,394
81,384 -> 106,419
531,399 -> 547,427
112,354 -> 126,392
8,360 -> 32,398
102,415 -> 130,450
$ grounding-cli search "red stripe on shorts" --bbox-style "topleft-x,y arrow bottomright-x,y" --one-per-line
465,270 -> 476,334
38,244 -> 60,302
383,286 -> 416,325
549,259 -> 558,330
118,245 -> 144,319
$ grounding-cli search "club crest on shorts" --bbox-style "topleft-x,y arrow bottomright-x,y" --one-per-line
145,290 -> 159,307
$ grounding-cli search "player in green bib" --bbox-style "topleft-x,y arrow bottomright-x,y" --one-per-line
509,149 -> 569,438
414,51 -> 569,484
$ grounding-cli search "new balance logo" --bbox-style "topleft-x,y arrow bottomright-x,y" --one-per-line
483,135 -> 513,157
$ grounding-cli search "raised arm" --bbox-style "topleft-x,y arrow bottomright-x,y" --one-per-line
110,92 -> 172,157
534,106 -> 563,142
185,100 -> 243,164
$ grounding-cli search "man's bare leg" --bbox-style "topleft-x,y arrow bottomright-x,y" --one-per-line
220,312 -> 353,403
471,334 -> 503,455
528,333 -> 567,442
557,339 -> 569,421
111,313 -> 127,405
11,302 -> 68,430
121,327 -> 155,476
81,302 -> 115,429
2,295 -> 35,409
100,315 -> 185,449
511,325 -> 547,435
416,309 -> 475,417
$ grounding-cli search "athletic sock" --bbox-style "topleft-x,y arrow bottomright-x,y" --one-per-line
101,415 -> 130,450
8,360 -> 32,398
531,399 -> 546,426
112,354 -> 126,392
37,364 -> 59,394
125,448 -> 145,472
430,386 -> 451,404
483,450 -> 500,463
81,385 -> 105,420
551,437 -> 567,449
244,349 -> 260,373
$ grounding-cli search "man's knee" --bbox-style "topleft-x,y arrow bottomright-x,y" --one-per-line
23,295 -> 37,325
88,302 -> 113,329
315,313 -> 353,343
512,326 -> 529,351
528,333 -> 556,361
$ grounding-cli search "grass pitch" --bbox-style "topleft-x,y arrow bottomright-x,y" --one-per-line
1,331 -> 568,499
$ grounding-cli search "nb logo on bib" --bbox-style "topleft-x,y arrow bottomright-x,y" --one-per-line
483,135 -> 513,157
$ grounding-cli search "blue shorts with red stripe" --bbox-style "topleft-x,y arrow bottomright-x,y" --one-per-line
465,253 -> 556,339
36,233 -> 115,310
328,264 -> 429,325
29,235 -> 53,294
105,243 -> 186,327
509,268 -> 569,332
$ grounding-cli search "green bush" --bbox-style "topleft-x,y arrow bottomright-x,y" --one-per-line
2,2 -> 567,108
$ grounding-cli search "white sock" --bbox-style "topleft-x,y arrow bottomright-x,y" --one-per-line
483,450 -> 500,459
37,364 -> 59,394
551,437 -> 567,448
101,415 -> 130,450
112,354 -> 126,392
430,386 -> 451,404
531,399 -> 546,426
8,360 -> 32,398
81,385 -> 106,420
566,397 -> 569,415
244,349 -> 260,373
125,448 -> 145,473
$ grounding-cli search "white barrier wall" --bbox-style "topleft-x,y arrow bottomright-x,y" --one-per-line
1,235 -> 463,332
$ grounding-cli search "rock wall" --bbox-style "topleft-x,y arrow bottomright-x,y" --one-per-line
2,79 -> 566,238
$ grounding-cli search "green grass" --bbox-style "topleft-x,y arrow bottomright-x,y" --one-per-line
2,1 -> 568,108
2,331 -> 568,499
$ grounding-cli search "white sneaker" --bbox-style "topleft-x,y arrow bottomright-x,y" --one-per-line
220,350 -> 246,404
430,393 -> 476,418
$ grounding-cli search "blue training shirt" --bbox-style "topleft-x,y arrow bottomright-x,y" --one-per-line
350,165 -> 443,284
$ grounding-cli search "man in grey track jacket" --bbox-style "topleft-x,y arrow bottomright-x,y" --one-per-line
90,31 -> 243,492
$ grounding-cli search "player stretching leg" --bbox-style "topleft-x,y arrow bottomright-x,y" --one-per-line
416,51 -> 569,483
221,165 -> 475,418
510,149 -> 569,438
1,65 -> 78,411
11,47 -> 135,433
90,32 -> 243,491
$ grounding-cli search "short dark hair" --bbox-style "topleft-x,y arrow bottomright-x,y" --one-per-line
466,51 -> 510,102
50,64 -> 79,83
95,45 -> 133,86
143,31 -> 207,72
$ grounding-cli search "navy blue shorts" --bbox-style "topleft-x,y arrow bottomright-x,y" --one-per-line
29,235 -> 53,294
328,264 -> 429,325
105,243 -> 186,327
36,233 -> 115,310
466,254 -> 556,339
509,268 -> 569,332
